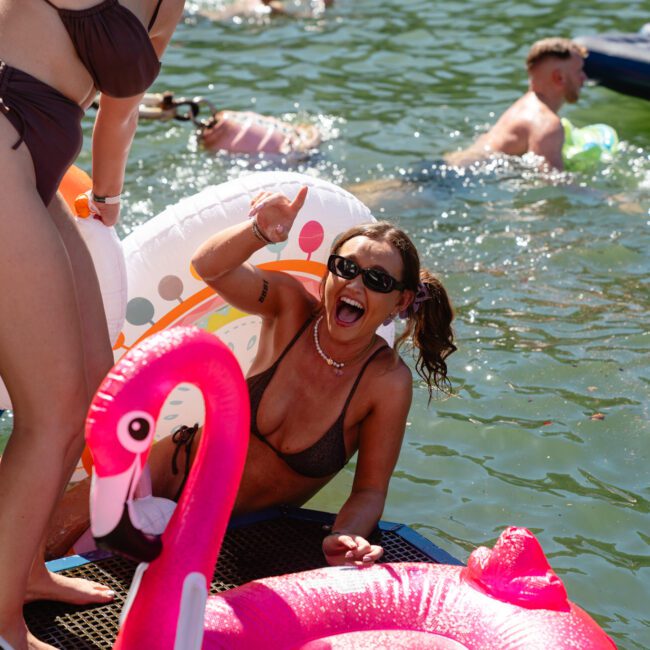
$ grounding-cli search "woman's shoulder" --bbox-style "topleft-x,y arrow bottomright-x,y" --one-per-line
366,345 -> 412,394
352,346 -> 412,425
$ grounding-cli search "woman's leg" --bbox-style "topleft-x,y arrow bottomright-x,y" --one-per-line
47,193 -> 114,401
0,123 -> 106,647
24,194 -> 116,604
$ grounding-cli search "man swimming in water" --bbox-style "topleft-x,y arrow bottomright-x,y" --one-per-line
446,37 -> 587,171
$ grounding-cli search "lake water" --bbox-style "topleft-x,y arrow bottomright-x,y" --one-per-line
2,0 -> 649,647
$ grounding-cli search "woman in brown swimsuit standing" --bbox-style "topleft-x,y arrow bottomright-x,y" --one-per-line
0,1 -> 184,648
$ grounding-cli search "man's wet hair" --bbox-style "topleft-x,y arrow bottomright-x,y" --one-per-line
526,38 -> 587,71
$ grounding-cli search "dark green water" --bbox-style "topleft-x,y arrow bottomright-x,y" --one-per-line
2,0 -> 649,646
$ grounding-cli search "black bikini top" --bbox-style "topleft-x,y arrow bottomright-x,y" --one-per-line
247,317 -> 388,479
41,0 -> 164,98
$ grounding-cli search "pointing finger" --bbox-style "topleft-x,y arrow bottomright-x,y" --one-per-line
290,185 -> 308,213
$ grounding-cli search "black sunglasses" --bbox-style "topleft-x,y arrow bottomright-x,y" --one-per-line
327,254 -> 405,293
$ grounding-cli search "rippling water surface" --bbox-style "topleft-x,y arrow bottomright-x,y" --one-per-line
2,0 -> 649,646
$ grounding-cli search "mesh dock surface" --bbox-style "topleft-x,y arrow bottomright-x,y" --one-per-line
25,507 -> 459,649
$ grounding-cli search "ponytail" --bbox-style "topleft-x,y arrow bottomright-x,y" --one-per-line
394,269 -> 456,400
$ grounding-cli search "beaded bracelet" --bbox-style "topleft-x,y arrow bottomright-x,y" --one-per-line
251,216 -> 273,245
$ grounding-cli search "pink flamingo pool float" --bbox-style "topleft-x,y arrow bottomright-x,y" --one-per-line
86,327 -> 616,649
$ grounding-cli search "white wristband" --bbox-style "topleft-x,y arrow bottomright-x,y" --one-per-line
92,192 -> 121,205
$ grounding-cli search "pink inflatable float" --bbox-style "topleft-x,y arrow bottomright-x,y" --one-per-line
86,328 -> 615,650
204,527 -> 615,649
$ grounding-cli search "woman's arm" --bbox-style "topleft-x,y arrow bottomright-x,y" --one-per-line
90,94 -> 140,226
191,188 -> 309,320
90,0 -> 186,225
323,362 -> 413,566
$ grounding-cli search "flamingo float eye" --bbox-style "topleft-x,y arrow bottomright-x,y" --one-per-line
117,411 -> 156,453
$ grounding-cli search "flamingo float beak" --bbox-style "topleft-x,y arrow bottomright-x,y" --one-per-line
89,410 -> 163,563
91,465 -> 163,563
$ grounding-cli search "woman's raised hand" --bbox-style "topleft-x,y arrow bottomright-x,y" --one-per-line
248,186 -> 308,243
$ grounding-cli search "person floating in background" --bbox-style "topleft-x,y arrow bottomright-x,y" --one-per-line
199,0 -> 333,22
0,1 -> 185,648
446,37 -> 588,170
47,187 -> 456,568
133,91 -> 323,158
199,109 -> 321,158
261,0 -> 333,16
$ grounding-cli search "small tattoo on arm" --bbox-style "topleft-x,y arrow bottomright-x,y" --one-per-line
258,279 -> 269,303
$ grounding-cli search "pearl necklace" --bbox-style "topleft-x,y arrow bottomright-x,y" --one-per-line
313,315 -> 345,374
312,316 -> 375,376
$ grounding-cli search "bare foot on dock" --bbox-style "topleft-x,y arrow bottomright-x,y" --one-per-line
25,567 -> 114,606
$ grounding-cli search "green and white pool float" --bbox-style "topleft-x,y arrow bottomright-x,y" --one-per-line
562,118 -> 619,171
